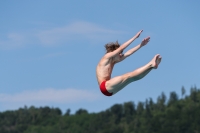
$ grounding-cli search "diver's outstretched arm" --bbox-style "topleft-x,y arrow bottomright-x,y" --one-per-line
105,30 -> 143,58
123,37 -> 150,58
120,30 -> 143,50
116,37 -> 150,62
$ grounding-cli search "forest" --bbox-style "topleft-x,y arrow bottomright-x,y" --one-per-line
0,86 -> 200,133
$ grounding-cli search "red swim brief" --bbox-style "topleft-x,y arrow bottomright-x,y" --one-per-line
100,81 -> 113,96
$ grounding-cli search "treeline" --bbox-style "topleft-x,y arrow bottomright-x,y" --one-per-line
0,86 -> 200,133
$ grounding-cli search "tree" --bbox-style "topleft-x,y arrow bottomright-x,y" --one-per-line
157,92 -> 166,111
168,91 -> 179,106
123,102 -> 135,123
110,104 -> 123,124
137,102 -> 144,115
75,109 -> 88,115
181,86 -> 186,98
65,109 -> 71,116
0,87 -> 200,133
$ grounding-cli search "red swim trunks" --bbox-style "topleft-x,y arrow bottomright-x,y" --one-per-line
100,81 -> 113,96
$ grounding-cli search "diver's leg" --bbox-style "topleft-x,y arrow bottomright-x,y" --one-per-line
106,54 -> 162,94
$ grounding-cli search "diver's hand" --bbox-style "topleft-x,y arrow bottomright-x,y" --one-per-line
135,30 -> 143,38
141,37 -> 150,46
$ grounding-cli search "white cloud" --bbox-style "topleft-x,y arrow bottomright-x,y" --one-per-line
37,21 -> 123,46
0,21 -> 124,49
0,33 -> 26,50
0,88 -> 102,109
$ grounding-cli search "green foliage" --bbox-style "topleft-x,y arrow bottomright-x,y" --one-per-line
0,86 -> 200,133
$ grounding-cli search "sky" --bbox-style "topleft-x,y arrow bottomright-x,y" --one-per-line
0,1 -> 200,114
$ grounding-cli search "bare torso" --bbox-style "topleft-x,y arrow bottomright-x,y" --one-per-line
96,56 -> 115,85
